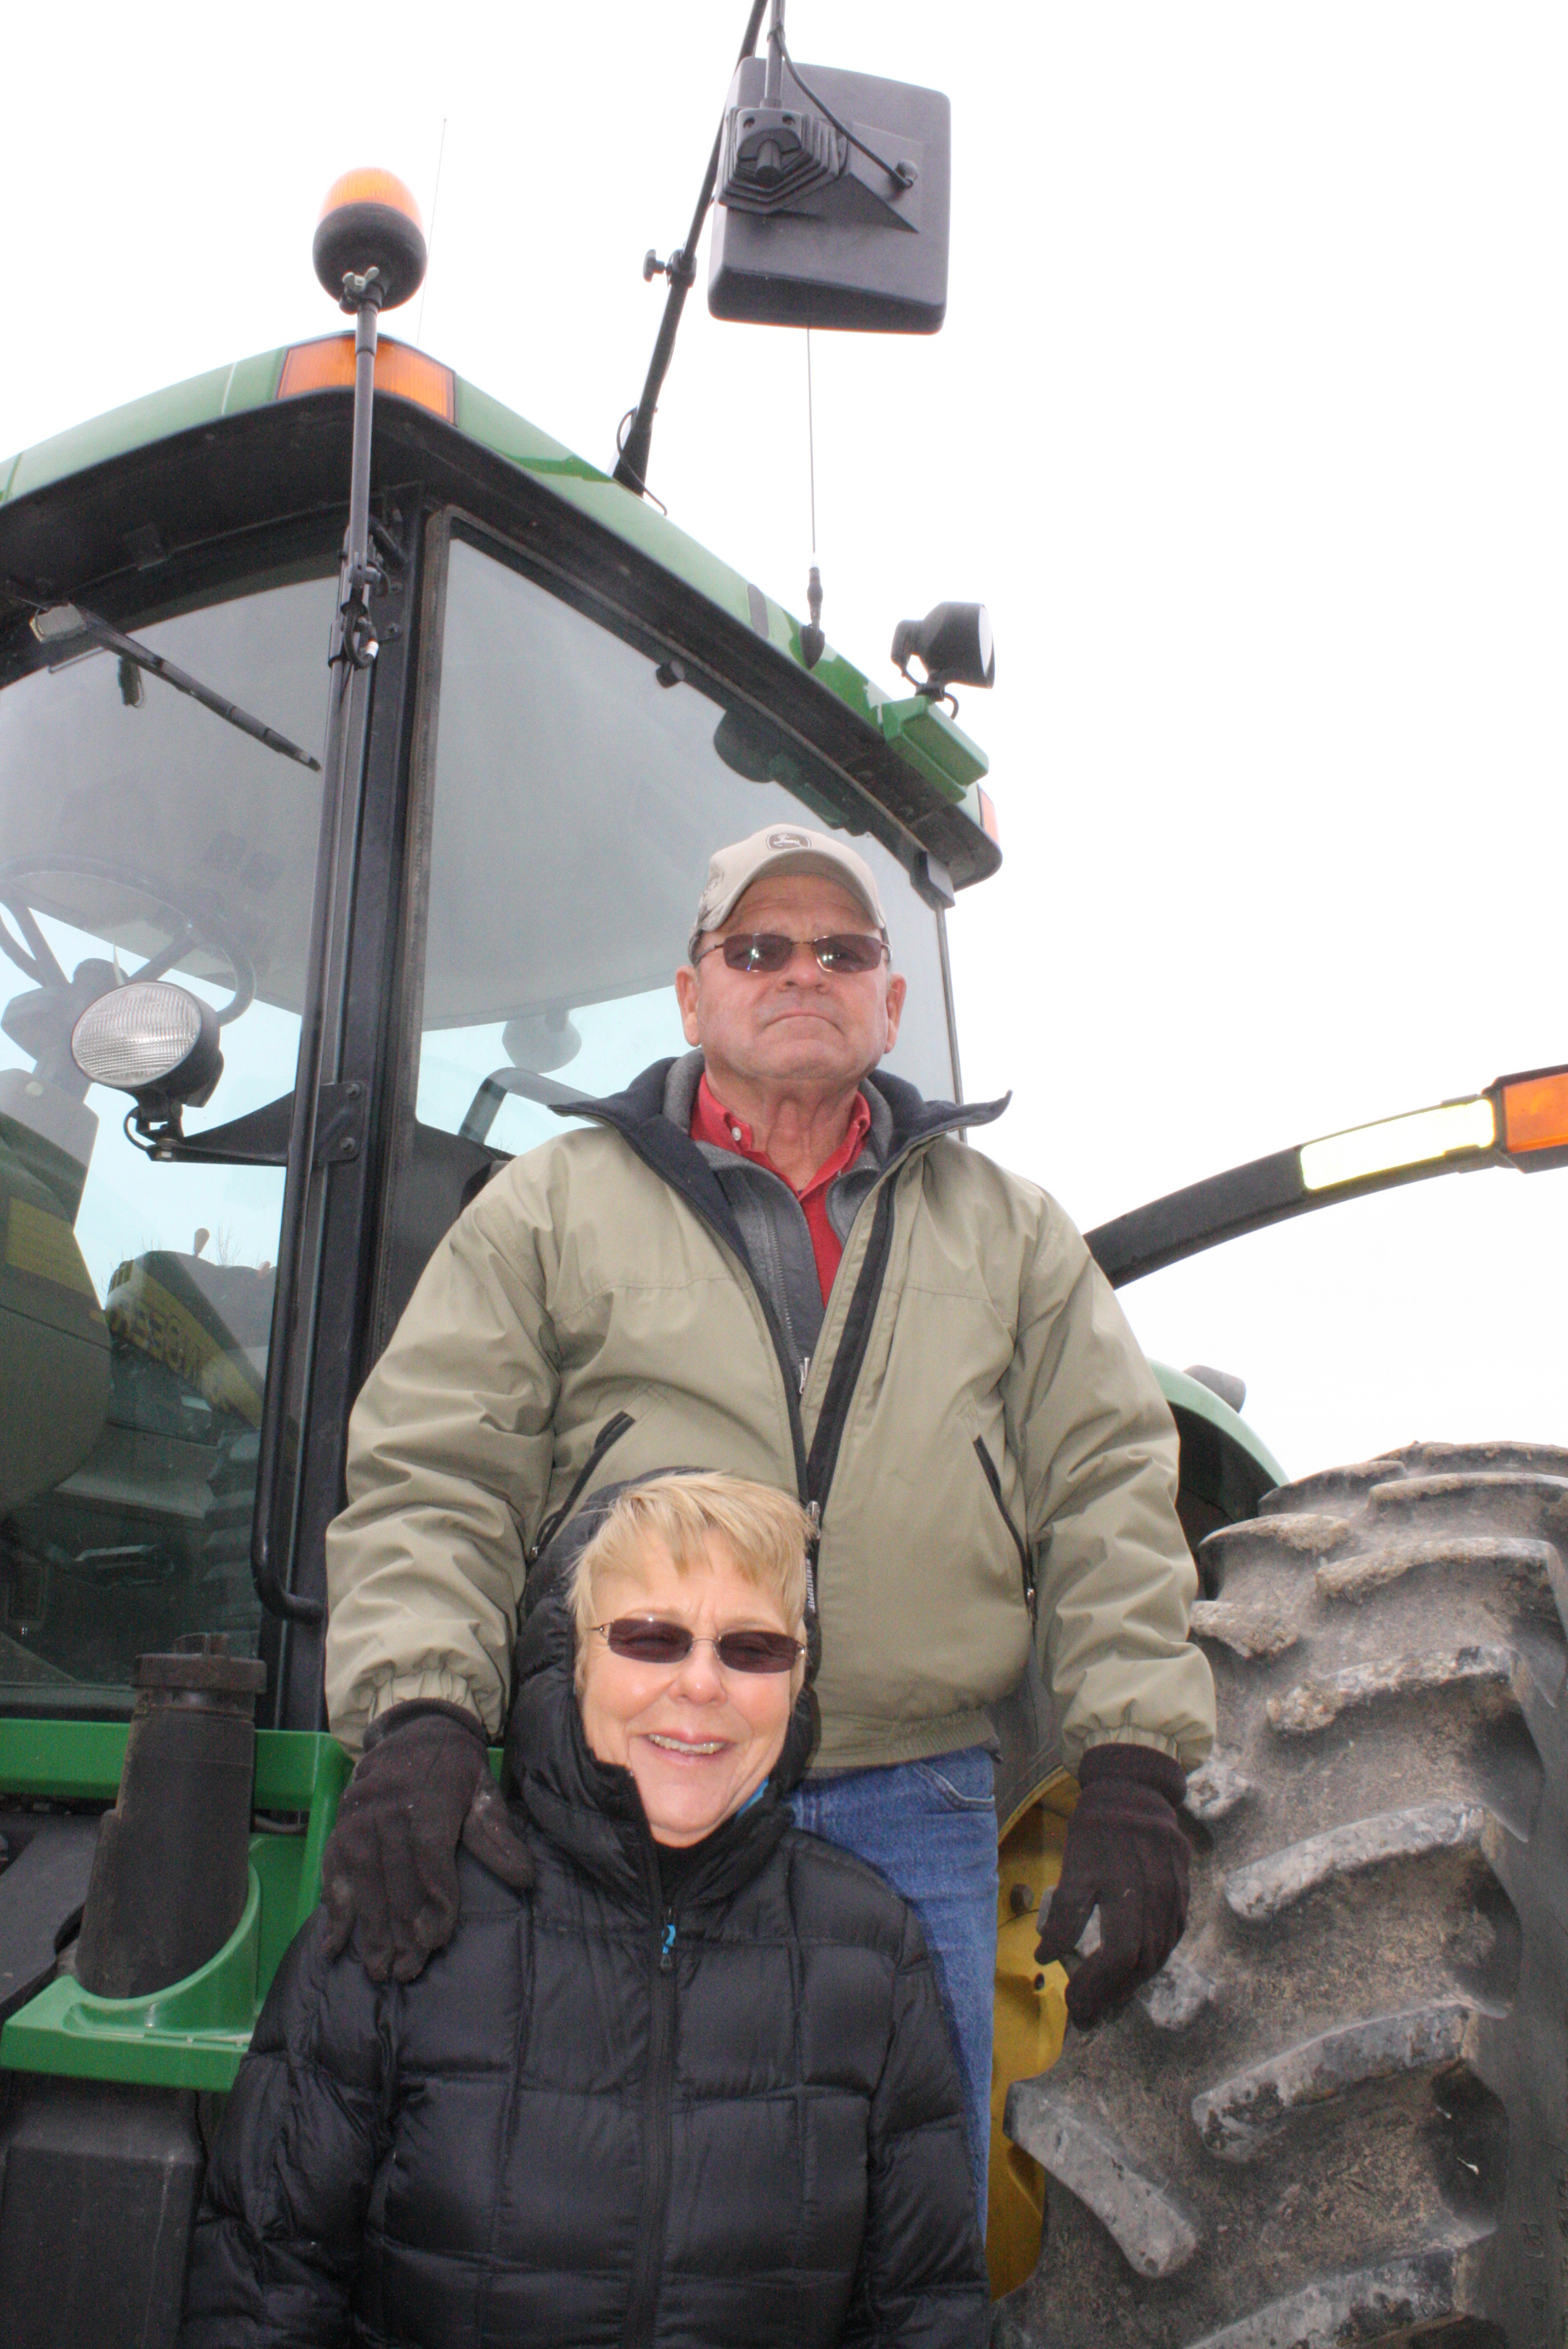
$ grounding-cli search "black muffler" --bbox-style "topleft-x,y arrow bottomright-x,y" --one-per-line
74,1632 -> 267,1999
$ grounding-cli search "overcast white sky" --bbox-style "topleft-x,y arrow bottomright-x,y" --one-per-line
5,3 -> 1565,1481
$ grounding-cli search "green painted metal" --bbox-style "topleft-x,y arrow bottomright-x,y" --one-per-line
0,1717 -> 133,1801
4,1852 -> 271,2090
1152,1360 -> 1288,1491
0,340 -> 988,832
0,1728 -> 505,2090
0,1720 -> 346,1813
869,694 -> 988,802
0,352 -> 285,506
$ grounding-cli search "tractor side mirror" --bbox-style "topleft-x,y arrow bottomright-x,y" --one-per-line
707,58 -> 950,333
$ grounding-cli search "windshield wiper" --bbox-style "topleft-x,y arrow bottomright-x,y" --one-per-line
29,603 -> 323,772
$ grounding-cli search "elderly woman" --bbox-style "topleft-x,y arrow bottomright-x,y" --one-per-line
181,1472 -> 988,2349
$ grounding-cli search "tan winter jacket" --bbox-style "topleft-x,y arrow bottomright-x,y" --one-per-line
325,1060 -> 1214,1774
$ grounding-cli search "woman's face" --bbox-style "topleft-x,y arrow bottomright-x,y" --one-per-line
578,1533 -> 800,1847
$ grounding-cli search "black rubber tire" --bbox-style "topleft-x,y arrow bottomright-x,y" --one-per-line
998,1441 -> 1568,2348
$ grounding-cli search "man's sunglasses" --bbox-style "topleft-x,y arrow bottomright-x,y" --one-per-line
696,932 -> 889,977
592,1617 -> 805,1674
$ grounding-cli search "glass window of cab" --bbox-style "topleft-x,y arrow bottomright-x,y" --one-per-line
0,569 -> 333,1703
399,531 -> 957,1172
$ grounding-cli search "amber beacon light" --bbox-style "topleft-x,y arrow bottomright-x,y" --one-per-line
313,168 -> 428,311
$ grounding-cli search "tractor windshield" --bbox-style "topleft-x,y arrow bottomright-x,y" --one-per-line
373,524 -> 961,1336
0,565 -> 334,1707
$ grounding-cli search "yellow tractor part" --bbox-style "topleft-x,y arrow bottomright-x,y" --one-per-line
0,1144 -> 109,1518
988,1768 -> 1077,2297
103,1255 -> 264,1427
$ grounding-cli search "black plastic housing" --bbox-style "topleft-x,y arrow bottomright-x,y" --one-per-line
0,2075 -> 204,2349
708,59 -> 950,331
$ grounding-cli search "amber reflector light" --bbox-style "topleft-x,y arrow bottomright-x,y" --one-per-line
317,168 -> 424,229
1501,1069 -> 1568,1155
277,336 -> 455,421
976,785 -> 1000,844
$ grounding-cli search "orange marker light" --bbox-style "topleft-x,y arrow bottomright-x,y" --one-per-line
317,168 -> 424,231
976,785 -> 1000,845
278,335 -> 455,421
1500,1067 -> 1568,1156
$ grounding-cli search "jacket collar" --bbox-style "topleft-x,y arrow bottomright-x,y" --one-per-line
558,1051 -> 1008,1174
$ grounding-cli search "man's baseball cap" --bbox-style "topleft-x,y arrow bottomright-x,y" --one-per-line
688,826 -> 888,961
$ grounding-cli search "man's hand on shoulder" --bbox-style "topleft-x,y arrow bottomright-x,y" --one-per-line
1033,1743 -> 1190,2029
322,1701 -> 533,1983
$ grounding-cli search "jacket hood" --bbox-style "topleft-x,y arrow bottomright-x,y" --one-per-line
506,1483 -> 816,1904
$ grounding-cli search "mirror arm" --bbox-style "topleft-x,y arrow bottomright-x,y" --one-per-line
612,0 -> 768,496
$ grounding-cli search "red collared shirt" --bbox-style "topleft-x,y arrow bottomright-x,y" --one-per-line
691,1074 -> 872,1301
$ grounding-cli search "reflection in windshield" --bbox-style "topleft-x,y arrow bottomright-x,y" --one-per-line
413,538 -> 955,1143
417,541 -> 956,1084
0,571 -> 334,1703
379,534 -> 957,1338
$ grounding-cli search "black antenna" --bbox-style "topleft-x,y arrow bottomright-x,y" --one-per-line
613,0 -> 769,496
806,327 -> 817,554
802,329 -> 824,667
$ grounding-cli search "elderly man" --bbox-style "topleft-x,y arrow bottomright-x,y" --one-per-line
322,823 -> 1214,2208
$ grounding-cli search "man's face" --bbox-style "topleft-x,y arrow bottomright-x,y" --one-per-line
675,872 -> 906,1094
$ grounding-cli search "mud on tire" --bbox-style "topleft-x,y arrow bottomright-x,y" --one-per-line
999,1442 -> 1568,2347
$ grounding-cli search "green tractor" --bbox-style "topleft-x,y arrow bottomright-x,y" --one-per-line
1,57 -> 1565,2349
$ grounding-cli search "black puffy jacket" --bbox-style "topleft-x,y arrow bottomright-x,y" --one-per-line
181,1596 -> 988,2349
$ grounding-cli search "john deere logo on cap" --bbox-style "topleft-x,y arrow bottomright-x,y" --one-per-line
766,829 -> 812,850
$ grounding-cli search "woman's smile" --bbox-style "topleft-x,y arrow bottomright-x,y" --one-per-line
577,1537 -> 801,1845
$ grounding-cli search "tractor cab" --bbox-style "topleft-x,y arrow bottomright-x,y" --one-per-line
0,153 -> 1286,2349
0,300 -> 994,1726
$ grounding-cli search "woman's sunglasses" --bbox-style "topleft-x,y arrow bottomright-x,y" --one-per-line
696,931 -> 889,976
592,1617 -> 805,1674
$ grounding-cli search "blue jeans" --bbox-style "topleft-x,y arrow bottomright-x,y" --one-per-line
791,1747 -> 998,2225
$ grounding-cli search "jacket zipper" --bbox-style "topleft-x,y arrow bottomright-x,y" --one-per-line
802,1181 -> 897,1521
525,1410 -> 636,1567
973,1434 -> 1036,1616
622,1886 -> 678,2349
574,1097 -> 949,1622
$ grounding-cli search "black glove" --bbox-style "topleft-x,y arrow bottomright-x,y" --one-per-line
1034,1743 -> 1189,2029
322,1700 -> 533,1983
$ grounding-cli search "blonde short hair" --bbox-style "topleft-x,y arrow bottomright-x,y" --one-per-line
570,1473 -> 812,1681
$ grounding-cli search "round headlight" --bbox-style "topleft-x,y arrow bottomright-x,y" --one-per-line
71,981 -> 222,1115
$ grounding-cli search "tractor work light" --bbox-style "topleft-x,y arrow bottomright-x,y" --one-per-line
1299,1064 -> 1568,1192
71,981 -> 223,1134
890,603 -> 995,697
1299,1097 -> 1497,1192
278,335 -> 455,420
312,169 -> 428,310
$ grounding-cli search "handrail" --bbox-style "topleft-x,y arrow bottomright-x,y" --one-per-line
249,288 -> 389,1627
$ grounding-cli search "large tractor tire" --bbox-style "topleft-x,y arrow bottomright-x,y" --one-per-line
998,1441 -> 1568,2346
